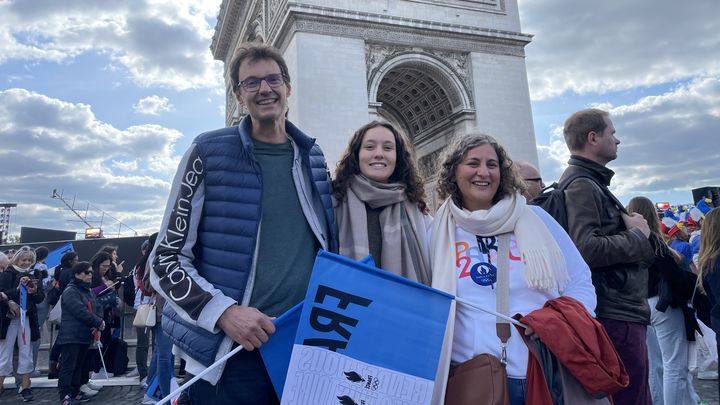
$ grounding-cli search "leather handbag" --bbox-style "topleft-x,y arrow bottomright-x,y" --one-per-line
445,233 -> 512,405
132,297 -> 156,328
446,353 -> 509,405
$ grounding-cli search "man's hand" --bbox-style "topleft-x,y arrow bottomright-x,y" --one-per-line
8,300 -> 20,317
622,212 -> 651,238
217,305 -> 276,351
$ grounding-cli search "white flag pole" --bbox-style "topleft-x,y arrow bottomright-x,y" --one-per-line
455,297 -> 528,329
154,344 -> 245,405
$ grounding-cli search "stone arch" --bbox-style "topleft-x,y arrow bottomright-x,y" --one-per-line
369,53 -> 473,115
368,52 -> 476,211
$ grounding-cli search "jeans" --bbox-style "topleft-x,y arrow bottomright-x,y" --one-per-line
646,296 -> 697,405
599,317 -> 651,405
188,348 -> 278,405
148,321 -> 173,399
58,344 -> 88,399
32,298 -> 50,371
135,326 -> 149,379
507,377 -> 527,405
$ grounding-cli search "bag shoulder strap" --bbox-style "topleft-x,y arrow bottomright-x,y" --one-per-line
495,233 -> 511,364
559,172 -> 628,214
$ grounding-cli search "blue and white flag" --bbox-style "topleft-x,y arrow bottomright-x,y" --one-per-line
45,242 -> 74,269
262,256 -> 377,398
20,284 -> 28,344
279,251 -> 452,405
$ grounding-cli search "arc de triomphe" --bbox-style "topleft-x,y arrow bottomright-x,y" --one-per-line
211,0 -> 537,210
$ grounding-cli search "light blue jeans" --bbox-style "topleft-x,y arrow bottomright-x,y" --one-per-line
646,296 -> 697,405
147,320 -> 173,399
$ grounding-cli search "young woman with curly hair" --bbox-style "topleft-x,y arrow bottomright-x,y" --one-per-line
332,120 -> 432,285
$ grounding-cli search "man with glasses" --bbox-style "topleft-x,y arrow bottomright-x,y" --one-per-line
149,42 -> 337,404
516,160 -> 545,201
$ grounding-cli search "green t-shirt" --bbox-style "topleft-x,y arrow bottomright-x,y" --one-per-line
249,138 -> 320,317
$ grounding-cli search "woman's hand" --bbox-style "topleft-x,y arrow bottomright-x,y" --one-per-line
104,278 -> 115,290
115,260 -> 125,275
17,276 -> 29,290
27,283 -> 37,294
524,325 -> 539,341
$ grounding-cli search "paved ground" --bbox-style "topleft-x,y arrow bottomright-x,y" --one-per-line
1,376 -> 145,404
1,374 -> 718,405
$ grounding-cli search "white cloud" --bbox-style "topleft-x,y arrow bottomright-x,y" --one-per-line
536,77 -> 720,200
133,95 -> 175,115
0,88 -> 185,235
518,0 -> 720,100
0,0 -> 223,90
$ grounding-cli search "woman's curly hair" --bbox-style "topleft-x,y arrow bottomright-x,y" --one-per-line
332,121 -> 428,213
436,133 -> 525,208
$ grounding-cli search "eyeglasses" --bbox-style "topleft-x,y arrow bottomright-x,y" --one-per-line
237,74 -> 285,92
82,270 -> 93,275
524,177 -> 543,183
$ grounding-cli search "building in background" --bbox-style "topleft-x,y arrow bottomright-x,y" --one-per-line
211,0 -> 538,210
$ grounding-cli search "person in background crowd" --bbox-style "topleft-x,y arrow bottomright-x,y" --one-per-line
88,251 -> 121,379
47,251 -> 80,380
662,216 -> 695,271
559,108 -> 654,405
30,246 -> 50,378
628,196 -> 702,405
428,134 -> 597,404
55,251 -> 79,292
690,198 -> 714,265
0,246 -> 45,401
129,236 -> 155,384
333,121 -> 431,284
141,233 -> 174,405
57,262 -> 104,405
699,208 -> 720,401
0,253 -> 9,272
99,245 -> 125,280
2,250 -> 16,261
515,160 -> 545,202
148,42 -> 337,404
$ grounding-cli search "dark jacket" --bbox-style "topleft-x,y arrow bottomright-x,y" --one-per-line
649,235 -> 694,306
56,278 -> 104,345
560,156 -> 654,324
703,261 -> 720,334
0,266 -> 45,341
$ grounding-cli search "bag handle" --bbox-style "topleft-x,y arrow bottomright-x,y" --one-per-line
495,233 -> 511,365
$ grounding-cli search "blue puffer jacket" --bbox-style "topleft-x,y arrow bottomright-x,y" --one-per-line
159,117 -> 337,368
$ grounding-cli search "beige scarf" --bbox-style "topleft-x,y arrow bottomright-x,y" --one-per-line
336,175 -> 431,285
431,192 -> 567,293
429,193 -> 568,404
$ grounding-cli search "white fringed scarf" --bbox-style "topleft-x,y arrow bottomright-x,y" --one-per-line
431,193 -> 568,293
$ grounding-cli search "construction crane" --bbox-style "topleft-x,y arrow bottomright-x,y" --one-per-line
51,189 -> 138,238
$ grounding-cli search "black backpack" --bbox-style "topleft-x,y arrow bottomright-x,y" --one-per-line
530,173 -> 626,231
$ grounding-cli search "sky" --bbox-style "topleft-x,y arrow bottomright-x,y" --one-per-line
1,0 -> 718,239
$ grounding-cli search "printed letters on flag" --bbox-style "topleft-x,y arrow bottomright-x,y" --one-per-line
262,256 -> 376,398
280,250 -> 452,405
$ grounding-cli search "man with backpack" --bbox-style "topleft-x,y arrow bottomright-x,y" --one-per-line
558,108 -> 654,405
